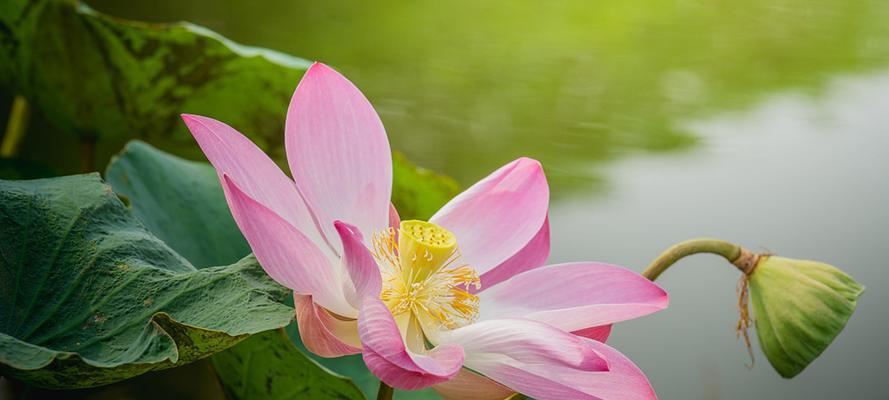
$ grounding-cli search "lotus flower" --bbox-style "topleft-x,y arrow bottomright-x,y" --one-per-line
181,62 -> 668,399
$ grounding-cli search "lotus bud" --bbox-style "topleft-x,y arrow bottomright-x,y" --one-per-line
745,255 -> 864,378
643,239 -> 864,379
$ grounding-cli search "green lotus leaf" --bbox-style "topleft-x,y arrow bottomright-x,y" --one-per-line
105,140 -> 249,268
0,174 -> 293,388
748,255 -> 865,378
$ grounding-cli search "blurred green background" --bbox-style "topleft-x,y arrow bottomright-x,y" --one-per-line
4,0 -> 888,398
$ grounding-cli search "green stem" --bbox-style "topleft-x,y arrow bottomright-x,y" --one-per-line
642,238 -> 744,281
376,381 -> 394,400
1,95 -> 30,158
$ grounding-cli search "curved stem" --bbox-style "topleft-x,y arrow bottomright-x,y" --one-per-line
642,238 -> 743,281
376,381 -> 394,400
1,95 -> 30,158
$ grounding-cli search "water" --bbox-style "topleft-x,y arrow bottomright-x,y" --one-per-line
80,1 -> 889,398
553,72 -> 889,399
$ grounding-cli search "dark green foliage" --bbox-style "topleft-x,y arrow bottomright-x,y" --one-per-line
211,330 -> 364,400
391,152 -> 459,221
0,0 -> 309,155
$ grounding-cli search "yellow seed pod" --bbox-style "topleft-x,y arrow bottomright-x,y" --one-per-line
398,220 -> 458,282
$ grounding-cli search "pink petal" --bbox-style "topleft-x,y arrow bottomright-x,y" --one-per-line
430,157 -> 549,275
573,325 -> 613,343
334,221 -> 383,303
473,360 -> 599,400
285,63 -> 392,251
294,294 -> 361,358
334,221 -> 464,390
433,318 -> 608,372
476,217 -> 550,292
222,175 -> 354,317
469,338 -> 656,400
180,114 -> 328,251
433,368 -> 514,400
479,262 -> 668,332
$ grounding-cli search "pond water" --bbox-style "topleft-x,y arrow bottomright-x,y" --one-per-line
83,1 -> 889,398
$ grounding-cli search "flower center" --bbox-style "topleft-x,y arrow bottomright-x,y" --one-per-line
372,220 -> 480,331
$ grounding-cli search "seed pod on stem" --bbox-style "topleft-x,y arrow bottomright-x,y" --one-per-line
642,239 -> 864,378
